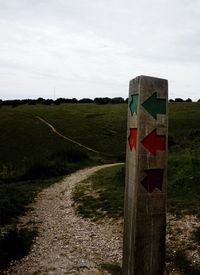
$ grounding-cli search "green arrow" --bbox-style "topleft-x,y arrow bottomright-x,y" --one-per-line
129,94 -> 138,115
142,92 -> 166,119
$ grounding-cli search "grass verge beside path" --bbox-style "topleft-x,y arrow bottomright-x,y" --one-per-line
0,177 -> 63,227
72,163 -> 200,274
0,176 -> 63,272
73,164 -> 125,221
73,157 -> 200,221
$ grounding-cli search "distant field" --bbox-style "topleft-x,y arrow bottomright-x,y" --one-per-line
168,102 -> 200,144
0,102 -> 199,176
0,104 -> 127,180
34,103 -> 127,155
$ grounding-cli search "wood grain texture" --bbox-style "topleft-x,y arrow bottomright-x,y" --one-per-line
123,75 -> 168,275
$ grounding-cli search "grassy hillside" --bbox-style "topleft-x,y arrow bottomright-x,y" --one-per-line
0,104 -> 127,180
0,101 -> 199,181
0,102 -> 199,271
168,103 -> 200,215
69,102 -> 200,217
33,103 -> 127,154
169,102 -> 200,143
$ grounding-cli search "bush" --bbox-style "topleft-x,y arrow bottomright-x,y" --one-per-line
78,98 -> 94,103
185,98 -> 192,102
42,99 -> 53,105
94,97 -> 111,104
28,100 -> 36,105
175,98 -> 184,102
110,97 -> 125,104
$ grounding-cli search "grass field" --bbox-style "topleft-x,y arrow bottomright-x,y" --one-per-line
168,103 -> 200,216
0,102 -> 200,219
0,102 -> 199,177
0,102 -> 199,272
69,102 -> 200,218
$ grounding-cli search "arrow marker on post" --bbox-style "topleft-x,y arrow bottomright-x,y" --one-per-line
141,129 -> 166,155
129,94 -> 139,115
142,92 -> 166,119
128,128 -> 137,150
141,169 -> 164,193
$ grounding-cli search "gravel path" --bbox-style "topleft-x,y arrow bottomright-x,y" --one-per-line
4,164 -> 123,275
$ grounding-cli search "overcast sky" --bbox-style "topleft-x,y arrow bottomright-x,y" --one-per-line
0,0 -> 200,100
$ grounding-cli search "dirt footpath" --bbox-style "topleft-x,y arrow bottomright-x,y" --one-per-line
4,164 -> 200,274
4,164 -> 123,275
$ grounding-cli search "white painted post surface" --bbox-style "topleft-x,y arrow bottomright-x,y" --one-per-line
122,75 -> 168,275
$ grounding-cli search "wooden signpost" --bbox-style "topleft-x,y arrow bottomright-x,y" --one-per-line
122,75 -> 168,275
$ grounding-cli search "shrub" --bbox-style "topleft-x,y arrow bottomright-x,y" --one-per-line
110,97 -> 125,104
185,98 -> 192,102
78,98 -> 94,103
94,97 -> 111,104
175,98 -> 184,102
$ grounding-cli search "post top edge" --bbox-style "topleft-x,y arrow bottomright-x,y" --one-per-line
131,75 -> 168,82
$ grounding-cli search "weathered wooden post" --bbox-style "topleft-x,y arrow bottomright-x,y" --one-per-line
122,75 -> 168,275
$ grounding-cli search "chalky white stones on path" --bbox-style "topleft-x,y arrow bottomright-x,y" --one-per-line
4,164 -> 123,275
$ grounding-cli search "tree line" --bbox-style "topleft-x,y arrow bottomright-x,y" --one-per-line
0,97 -> 127,107
0,97 -> 199,107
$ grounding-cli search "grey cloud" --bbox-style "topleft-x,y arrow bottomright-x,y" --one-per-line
0,0 -> 200,100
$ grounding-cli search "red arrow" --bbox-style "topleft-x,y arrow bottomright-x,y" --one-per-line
128,128 -> 137,150
141,169 -> 164,193
141,129 -> 166,155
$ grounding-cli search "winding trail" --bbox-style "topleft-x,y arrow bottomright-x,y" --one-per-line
4,164 -> 123,275
36,116 -> 103,154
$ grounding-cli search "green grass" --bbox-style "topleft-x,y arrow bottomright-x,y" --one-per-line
0,103 -> 126,272
1,102 -> 199,223
0,104 -> 126,180
0,104 -> 126,174
167,149 -> 200,216
33,103 -> 127,157
0,102 -> 199,180
0,177 -> 62,226
0,105 -> 96,181
169,102 -> 200,146
167,102 -> 200,216
72,150 -> 200,219
73,165 -> 125,220
0,176 -> 64,272
0,102 -> 199,272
